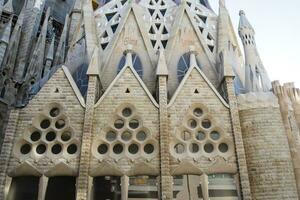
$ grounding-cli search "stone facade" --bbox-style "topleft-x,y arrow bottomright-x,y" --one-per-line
0,0 -> 299,200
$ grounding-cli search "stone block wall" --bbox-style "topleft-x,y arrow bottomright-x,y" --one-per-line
239,93 -> 299,200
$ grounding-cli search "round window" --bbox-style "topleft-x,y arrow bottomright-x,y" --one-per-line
202,119 -> 211,129
136,131 -> 147,141
67,144 -> 78,154
188,119 -> 197,129
106,131 -> 117,142
51,144 -> 62,154
46,131 -> 56,142
122,108 -> 132,117
113,144 -> 124,154
61,131 -> 72,142
20,144 -> 31,155
114,119 -> 124,129
55,119 -> 66,129
40,119 -> 51,129
189,143 -> 199,153
204,143 -> 214,153
144,144 -> 154,154
50,108 -> 60,117
219,143 -> 229,153
128,144 -> 139,154
129,119 -> 139,129
174,143 -> 185,154
196,131 -> 206,141
36,144 -> 46,154
30,131 -> 41,142
181,131 -> 191,141
193,108 -> 203,117
98,144 -> 108,154
121,131 -> 132,141
210,131 -> 220,141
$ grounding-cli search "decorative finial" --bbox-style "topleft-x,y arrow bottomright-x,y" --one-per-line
239,10 -> 245,16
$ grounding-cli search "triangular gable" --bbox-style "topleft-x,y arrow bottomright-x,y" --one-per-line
45,162 -> 77,177
90,161 -> 123,177
168,65 -> 229,108
95,65 -> 159,108
100,5 -> 154,70
171,160 -> 203,175
127,162 -> 159,176
8,161 -> 42,177
30,67 -> 85,108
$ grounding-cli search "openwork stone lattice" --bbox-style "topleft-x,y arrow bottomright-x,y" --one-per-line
14,103 -> 80,160
92,104 -> 158,160
171,104 -> 233,159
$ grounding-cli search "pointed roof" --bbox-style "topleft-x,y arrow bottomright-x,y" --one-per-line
86,47 -> 100,75
3,0 -> 13,13
171,160 -> 203,175
45,162 -> 77,177
0,17 -> 12,44
239,10 -> 254,31
156,49 -> 169,76
8,161 -> 42,177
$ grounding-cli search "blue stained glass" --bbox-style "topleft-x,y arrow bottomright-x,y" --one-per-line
118,53 -> 143,78
73,63 -> 89,97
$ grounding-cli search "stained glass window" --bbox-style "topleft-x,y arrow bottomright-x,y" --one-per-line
118,53 -> 143,78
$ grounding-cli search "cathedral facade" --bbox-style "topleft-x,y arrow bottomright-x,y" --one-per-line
0,0 -> 300,199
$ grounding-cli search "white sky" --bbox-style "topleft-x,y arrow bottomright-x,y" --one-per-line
210,0 -> 300,88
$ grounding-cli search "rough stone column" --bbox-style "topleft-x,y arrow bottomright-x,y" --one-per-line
76,75 -> 97,200
0,109 -> 19,199
200,174 -> 209,200
38,175 -> 49,200
272,81 -> 300,196
121,175 -> 129,200
224,77 -> 252,200
158,75 -> 172,200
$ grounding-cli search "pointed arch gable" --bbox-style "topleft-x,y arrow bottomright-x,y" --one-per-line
8,162 -> 42,177
168,65 -> 229,108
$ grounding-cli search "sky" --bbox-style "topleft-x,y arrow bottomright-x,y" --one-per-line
210,0 -> 300,88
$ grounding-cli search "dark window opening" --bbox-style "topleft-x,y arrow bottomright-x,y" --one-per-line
7,176 -> 39,200
45,176 -> 76,200
93,176 -> 121,200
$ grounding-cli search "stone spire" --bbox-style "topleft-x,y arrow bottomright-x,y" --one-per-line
0,17 -> 12,67
239,10 -> 271,93
53,14 -> 69,67
68,0 -> 82,45
26,7 -> 50,82
156,49 -> 168,76
86,46 -> 100,75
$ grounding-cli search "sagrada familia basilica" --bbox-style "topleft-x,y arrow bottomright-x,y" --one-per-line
0,0 -> 299,199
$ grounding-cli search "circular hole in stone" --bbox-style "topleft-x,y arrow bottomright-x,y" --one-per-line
188,119 -> 197,129
20,144 -> 31,154
174,143 -> 185,154
30,131 -> 41,142
193,108 -> 203,117
136,131 -> 147,141
98,144 -> 108,154
50,107 -> 60,117
202,119 -> 211,129
67,144 -> 78,154
144,144 -> 154,154
40,119 -> 51,129
61,131 -> 72,142
218,143 -> 229,153
181,131 -> 191,141
106,131 -> 117,142
122,108 -> 132,117
196,131 -> 206,141
210,131 -> 220,141
129,119 -> 139,129
114,119 -> 124,129
36,144 -> 46,154
51,144 -> 62,154
121,131 -> 132,141
189,143 -> 199,153
204,143 -> 214,153
55,119 -> 66,129
113,144 -> 123,154
46,131 -> 56,142
128,144 -> 139,154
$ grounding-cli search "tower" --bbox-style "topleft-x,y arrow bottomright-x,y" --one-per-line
238,10 -> 271,92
